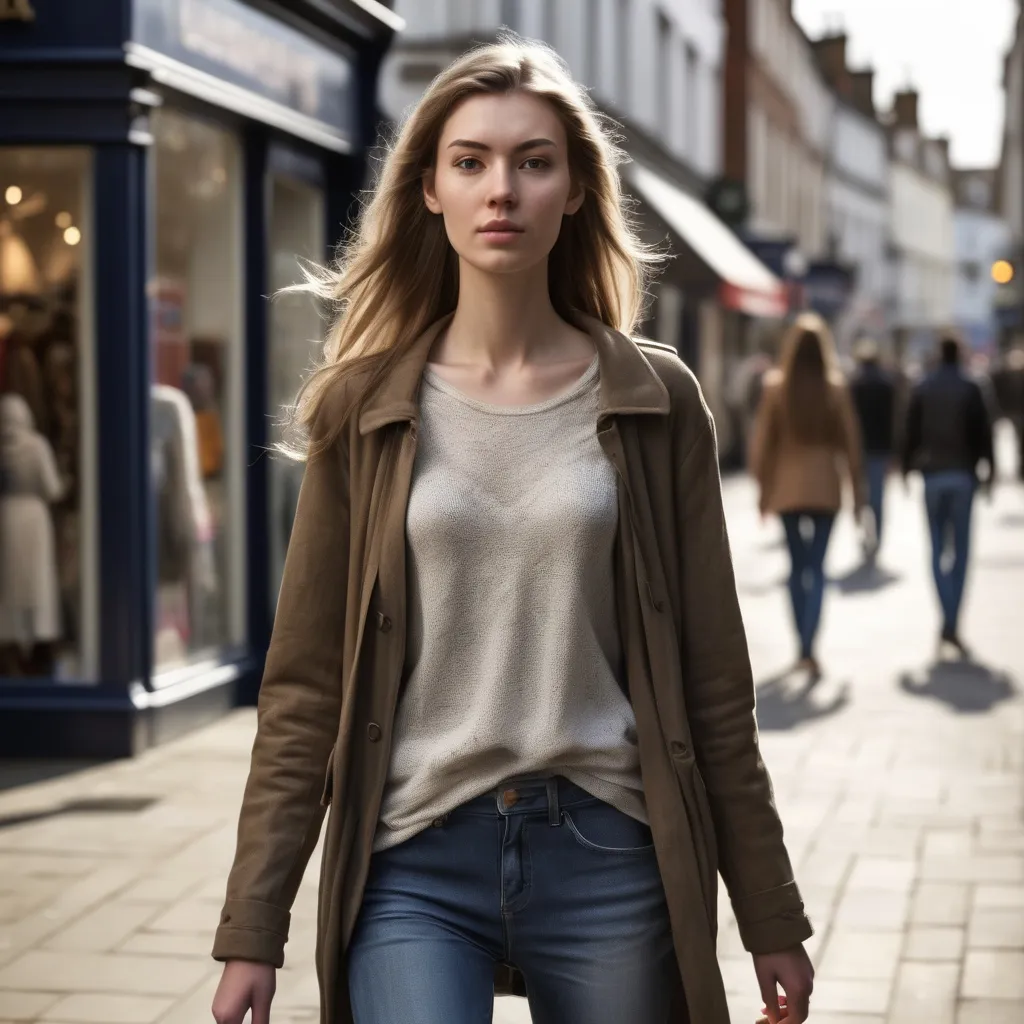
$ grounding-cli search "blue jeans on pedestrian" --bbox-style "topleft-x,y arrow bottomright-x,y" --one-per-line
865,455 -> 890,548
780,512 -> 836,660
347,777 -> 679,1024
923,471 -> 976,633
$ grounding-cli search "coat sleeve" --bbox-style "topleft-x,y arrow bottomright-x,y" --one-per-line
675,397 -> 813,955
211,408 -> 350,968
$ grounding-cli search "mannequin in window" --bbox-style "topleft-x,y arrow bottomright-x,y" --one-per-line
0,393 -> 64,676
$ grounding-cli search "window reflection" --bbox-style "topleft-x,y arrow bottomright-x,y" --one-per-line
150,110 -> 245,673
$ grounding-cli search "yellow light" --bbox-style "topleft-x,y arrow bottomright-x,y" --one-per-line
992,260 -> 1015,285
63,226 -> 82,246
55,211 -> 73,229
5,185 -> 22,205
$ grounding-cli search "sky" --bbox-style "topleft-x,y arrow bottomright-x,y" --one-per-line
793,0 -> 1019,167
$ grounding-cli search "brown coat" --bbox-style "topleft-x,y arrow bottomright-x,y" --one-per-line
750,370 -> 866,515
212,316 -> 813,1024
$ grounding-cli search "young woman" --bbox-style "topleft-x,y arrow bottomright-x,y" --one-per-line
211,39 -> 813,1024
750,315 -> 865,676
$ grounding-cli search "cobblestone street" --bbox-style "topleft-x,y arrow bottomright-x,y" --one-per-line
1,457 -> 1022,1024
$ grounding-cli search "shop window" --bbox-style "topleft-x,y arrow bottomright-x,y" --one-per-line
267,173 -> 324,613
150,109 -> 245,674
0,147 -> 95,681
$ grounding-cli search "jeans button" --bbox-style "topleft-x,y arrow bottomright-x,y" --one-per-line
502,788 -> 519,808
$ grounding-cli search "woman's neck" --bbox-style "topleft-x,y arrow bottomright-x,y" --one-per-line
438,260 -> 576,371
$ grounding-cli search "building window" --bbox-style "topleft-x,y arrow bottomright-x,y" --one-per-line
500,0 -> 520,32
267,173 -> 324,614
150,109 -> 245,675
0,147 -> 95,680
684,42 -> 699,157
657,12 -> 671,131
617,0 -> 630,112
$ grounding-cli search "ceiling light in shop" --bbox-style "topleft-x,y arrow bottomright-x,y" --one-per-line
5,185 -> 22,205
55,211 -> 73,229
63,226 -> 82,246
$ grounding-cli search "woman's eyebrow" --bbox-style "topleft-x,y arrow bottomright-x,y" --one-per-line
445,138 -> 557,152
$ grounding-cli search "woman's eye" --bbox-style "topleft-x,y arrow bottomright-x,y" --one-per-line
455,157 -> 480,171
523,158 -> 548,170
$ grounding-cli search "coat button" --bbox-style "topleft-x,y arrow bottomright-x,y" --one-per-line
367,722 -> 382,742
671,740 -> 690,758
376,611 -> 392,633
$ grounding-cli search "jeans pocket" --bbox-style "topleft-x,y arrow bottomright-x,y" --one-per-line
562,801 -> 655,854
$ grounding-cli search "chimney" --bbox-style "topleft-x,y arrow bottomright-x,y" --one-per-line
934,136 -> 951,168
812,34 -> 849,93
893,89 -> 918,129
849,69 -> 875,117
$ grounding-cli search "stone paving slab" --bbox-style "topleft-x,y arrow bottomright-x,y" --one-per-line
0,453 -> 1021,1023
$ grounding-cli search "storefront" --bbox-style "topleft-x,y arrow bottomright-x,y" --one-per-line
0,0 -> 401,756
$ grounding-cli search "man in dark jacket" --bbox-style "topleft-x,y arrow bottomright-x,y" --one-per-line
850,339 -> 897,559
902,335 -> 995,654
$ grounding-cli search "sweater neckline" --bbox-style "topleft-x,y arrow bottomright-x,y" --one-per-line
421,355 -> 599,416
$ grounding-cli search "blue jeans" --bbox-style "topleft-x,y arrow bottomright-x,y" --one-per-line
781,512 -> 835,659
865,455 -> 890,547
347,777 -> 679,1024
923,471 -> 976,633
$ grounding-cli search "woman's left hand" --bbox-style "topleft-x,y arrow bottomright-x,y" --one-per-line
752,945 -> 814,1023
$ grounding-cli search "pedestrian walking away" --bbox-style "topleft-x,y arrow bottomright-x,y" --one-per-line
902,333 -> 995,657
849,337 -> 898,560
749,315 -> 866,678
209,38 -> 814,1024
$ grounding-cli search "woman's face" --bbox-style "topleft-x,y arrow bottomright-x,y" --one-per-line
423,90 -> 584,277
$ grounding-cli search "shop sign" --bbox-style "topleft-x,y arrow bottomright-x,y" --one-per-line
0,0 -> 35,22
133,0 -> 355,136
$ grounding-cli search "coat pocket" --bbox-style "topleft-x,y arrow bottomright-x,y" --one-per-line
320,744 -> 336,808
672,753 -> 719,930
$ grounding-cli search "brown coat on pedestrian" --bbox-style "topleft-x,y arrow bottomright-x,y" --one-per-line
211,316 -> 813,1024
750,369 -> 866,515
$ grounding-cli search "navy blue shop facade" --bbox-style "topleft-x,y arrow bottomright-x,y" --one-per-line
0,0 -> 401,756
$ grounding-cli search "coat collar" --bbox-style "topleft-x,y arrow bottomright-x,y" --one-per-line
356,311 -> 671,435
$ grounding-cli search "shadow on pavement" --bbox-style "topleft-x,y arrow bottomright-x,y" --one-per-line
898,659 -> 1016,714
830,561 -> 902,594
755,671 -> 851,731
0,760 -> 102,795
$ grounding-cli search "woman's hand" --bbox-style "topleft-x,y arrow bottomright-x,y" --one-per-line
211,960 -> 276,1024
752,944 -> 814,1023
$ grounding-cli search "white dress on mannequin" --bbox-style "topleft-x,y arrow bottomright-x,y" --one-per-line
0,394 -> 64,646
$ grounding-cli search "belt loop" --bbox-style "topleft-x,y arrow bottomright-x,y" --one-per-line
546,777 -> 561,826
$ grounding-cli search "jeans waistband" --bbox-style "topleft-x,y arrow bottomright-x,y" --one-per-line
456,775 -> 598,824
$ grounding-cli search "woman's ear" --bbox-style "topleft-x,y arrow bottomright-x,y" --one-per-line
422,168 -> 442,214
564,180 -> 585,216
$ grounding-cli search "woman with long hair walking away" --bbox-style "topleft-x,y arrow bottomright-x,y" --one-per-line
210,38 -> 814,1024
751,314 -> 866,677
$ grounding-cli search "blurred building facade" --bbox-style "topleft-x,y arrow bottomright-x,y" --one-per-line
996,0 -> 1024,339
383,0 -> 788,463
810,34 -> 890,355
952,169 -> 1012,354
884,89 -> 956,362
0,0 -> 401,756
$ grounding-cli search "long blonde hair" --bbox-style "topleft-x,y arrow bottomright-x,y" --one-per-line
777,312 -> 843,446
285,35 -> 659,455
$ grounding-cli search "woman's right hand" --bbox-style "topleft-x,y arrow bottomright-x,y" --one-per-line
211,960 -> 276,1024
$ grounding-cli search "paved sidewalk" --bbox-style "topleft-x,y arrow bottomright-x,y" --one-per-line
0,461 -> 1022,1024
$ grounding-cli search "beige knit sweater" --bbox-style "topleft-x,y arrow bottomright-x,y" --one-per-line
373,357 -> 647,851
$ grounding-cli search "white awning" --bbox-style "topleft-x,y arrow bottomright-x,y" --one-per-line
626,160 -> 788,318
